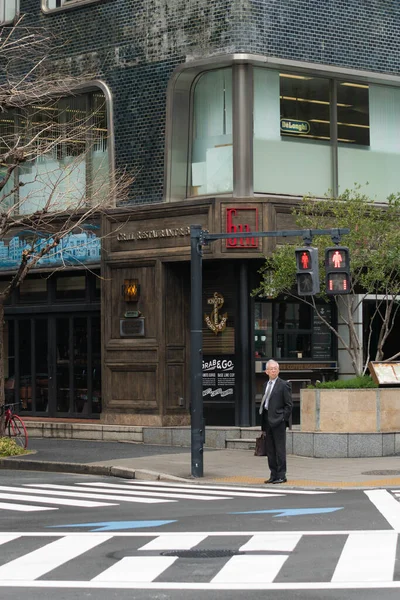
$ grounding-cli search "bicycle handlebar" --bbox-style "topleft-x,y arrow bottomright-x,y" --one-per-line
0,402 -> 21,415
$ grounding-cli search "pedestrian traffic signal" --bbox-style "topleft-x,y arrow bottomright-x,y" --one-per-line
325,246 -> 351,294
294,247 -> 320,296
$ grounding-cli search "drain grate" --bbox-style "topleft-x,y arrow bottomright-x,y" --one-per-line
362,470 -> 400,476
161,549 -> 237,559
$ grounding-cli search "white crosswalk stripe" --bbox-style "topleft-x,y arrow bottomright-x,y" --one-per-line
331,531 -> 397,582
0,531 -> 398,589
0,490 -> 116,509
92,556 -> 177,582
0,480 -> 335,513
119,480 -> 335,495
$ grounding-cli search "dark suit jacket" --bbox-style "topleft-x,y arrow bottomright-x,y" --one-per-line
261,377 -> 293,430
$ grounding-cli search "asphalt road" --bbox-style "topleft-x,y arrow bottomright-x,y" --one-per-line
0,470 -> 399,599
25,438 -> 193,463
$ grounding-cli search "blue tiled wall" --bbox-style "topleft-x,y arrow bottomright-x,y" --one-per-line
19,0 -> 400,204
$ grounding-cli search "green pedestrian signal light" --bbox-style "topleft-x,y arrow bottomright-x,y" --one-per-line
295,247 -> 320,296
325,246 -> 351,295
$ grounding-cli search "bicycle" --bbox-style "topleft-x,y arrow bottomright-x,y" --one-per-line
0,402 -> 28,449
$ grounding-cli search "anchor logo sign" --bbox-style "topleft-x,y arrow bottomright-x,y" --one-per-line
204,292 -> 228,335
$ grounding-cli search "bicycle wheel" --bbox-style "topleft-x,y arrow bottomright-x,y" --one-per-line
8,415 -> 28,449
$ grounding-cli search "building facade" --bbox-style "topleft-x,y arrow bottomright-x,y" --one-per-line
2,0 -> 400,425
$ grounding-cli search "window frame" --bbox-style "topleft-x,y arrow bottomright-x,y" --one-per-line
165,54 -> 400,202
42,0 -> 102,14
0,0 -> 19,25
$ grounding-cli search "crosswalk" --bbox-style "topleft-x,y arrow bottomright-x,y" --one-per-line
0,530 -> 399,590
0,480 -> 334,513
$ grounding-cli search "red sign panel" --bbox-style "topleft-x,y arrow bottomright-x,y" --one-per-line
226,207 -> 258,249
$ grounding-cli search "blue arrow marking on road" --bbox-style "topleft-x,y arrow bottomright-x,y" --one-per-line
230,507 -> 343,517
49,520 -> 176,532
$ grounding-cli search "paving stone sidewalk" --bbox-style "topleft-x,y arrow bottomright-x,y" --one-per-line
1,438 -> 400,488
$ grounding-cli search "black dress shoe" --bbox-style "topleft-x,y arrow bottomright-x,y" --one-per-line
273,477 -> 287,484
264,477 -> 276,484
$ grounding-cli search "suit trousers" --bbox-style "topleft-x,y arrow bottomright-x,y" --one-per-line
264,413 -> 287,479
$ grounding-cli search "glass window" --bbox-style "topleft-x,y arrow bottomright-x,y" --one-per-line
276,302 -> 312,330
254,303 -> 273,359
55,275 -> 86,300
19,277 -> 48,303
276,302 -> 313,359
338,83 -> 400,200
255,300 -> 334,361
176,62 -> 400,202
191,69 -> 232,196
0,0 -> 18,24
254,69 -> 332,196
1,91 -> 109,215
337,82 -> 370,146
280,74 -> 331,142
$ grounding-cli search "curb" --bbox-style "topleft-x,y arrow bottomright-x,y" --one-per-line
0,458 -> 190,483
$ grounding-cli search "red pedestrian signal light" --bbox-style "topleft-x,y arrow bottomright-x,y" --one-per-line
298,250 -> 311,270
326,248 -> 349,270
295,247 -> 320,296
325,246 -> 351,295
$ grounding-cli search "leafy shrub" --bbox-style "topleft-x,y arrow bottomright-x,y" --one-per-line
0,437 -> 26,456
308,376 -> 378,389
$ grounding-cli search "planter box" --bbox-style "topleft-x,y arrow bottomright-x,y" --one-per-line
301,388 -> 400,433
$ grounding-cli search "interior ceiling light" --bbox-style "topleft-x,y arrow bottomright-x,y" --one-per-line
340,82 -> 369,89
338,122 -> 369,129
281,133 -> 355,143
280,74 -> 312,80
310,119 -> 369,129
280,95 -> 351,107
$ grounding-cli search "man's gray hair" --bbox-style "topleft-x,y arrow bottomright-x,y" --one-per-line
266,359 -> 279,369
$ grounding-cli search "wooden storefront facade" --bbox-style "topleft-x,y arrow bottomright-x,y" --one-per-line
100,196 -> 338,427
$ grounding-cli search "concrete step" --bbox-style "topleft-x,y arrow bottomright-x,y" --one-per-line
25,421 -> 301,449
226,438 -> 256,450
25,421 -> 144,443
238,428 -> 259,440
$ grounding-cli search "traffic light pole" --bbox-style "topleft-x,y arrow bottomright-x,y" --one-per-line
190,225 -> 349,478
190,225 -> 205,478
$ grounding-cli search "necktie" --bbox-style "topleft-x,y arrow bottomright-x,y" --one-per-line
259,380 -> 273,414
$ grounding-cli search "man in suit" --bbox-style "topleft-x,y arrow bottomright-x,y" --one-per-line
259,359 -> 293,484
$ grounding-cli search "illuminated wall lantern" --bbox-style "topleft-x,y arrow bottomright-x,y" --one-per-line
122,279 -> 140,302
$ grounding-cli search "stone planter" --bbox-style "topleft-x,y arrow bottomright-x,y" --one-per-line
301,388 -> 400,432
289,387 -> 400,458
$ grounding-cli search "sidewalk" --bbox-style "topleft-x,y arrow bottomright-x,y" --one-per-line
2,437 -> 400,489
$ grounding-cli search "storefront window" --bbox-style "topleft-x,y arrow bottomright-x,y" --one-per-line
255,300 -> 334,361
170,59 -> 400,202
254,303 -> 273,359
253,67 -> 400,201
254,69 -> 332,196
191,69 -> 232,196
338,83 -> 400,199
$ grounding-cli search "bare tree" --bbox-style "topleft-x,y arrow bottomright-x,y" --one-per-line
0,18 -> 131,434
